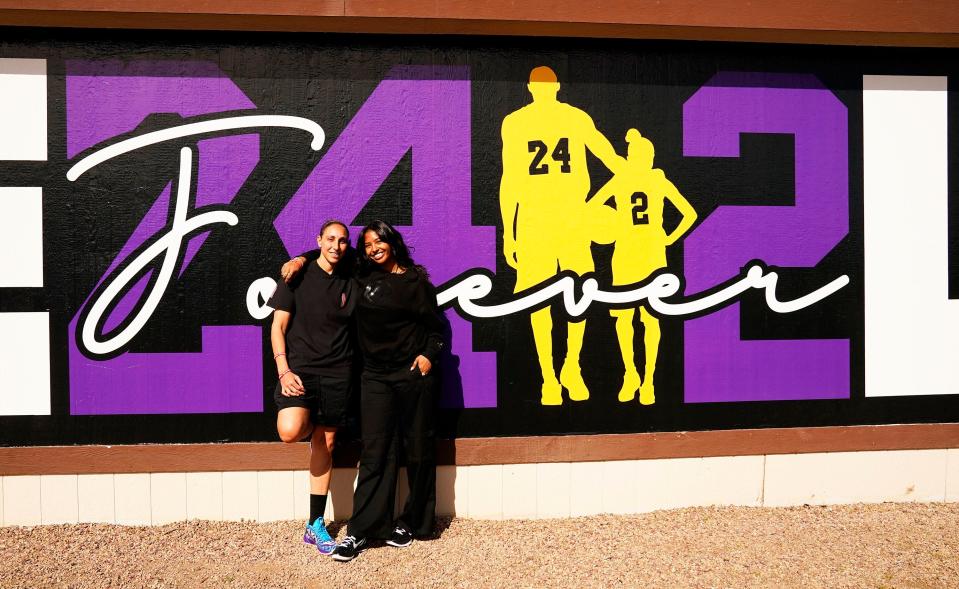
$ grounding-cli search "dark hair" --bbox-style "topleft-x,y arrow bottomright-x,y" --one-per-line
357,219 -> 424,276
319,219 -> 349,239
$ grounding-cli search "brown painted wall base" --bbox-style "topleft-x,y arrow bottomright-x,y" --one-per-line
3,423 -> 958,476
0,1 -> 955,46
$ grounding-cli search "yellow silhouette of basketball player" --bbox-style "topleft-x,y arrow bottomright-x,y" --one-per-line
588,129 -> 697,405
500,66 -> 625,406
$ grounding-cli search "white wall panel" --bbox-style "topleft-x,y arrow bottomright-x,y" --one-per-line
40,474 -> 78,524
114,473 -> 151,525
764,449 -> 947,506
78,474 -> 115,523
3,475 -> 41,526
945,449 -> 958,502
863,75 -> 957,397
1,446 -> 955,527
436,464 -> 466,517
569,461 -> 604,517
150,473 -> 187,525
502,463 -> 538,520
256,470 -> 293,522
0,187 -> 44,287
0,58 -> 46,161
467,465 -> 503,520
222,471 -> 257,521
0,312 -> 51,415
535,462 -> 570,518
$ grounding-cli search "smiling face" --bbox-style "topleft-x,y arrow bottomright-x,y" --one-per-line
363,229 -> 395,270
316,222 -> 349,272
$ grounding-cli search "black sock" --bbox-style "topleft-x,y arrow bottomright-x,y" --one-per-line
309,494 -> 328,524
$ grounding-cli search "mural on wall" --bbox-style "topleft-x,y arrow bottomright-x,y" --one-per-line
499,65 -> 625,407
593,128 -> 698,406
0,31 -> 956,445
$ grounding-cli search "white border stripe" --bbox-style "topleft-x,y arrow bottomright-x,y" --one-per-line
863,75 -> 957,397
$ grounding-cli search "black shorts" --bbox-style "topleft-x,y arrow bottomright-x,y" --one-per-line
274,372 -> 352,428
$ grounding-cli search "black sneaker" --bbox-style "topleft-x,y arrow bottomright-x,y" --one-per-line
386,526 -> 413,548
330,535 -> 367,561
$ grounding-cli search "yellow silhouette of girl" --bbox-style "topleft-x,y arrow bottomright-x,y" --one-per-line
588,129 -> 697,405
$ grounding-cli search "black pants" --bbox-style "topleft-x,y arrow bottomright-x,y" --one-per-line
347,366 -> 437,539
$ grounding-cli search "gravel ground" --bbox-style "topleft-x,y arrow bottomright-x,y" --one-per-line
2,503 -> 957,588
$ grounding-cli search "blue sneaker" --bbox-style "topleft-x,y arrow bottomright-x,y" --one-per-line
303,518 -> 336,555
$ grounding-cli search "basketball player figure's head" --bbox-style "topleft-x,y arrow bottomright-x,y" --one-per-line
527,66 -> 560,102
625,128 -> 655,170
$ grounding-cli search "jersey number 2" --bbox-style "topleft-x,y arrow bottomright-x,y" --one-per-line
630,191 -> 649,225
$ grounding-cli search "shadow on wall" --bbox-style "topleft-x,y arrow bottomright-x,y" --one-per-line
328,441 -> 459,536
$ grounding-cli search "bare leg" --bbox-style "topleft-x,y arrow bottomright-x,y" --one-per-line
277,407 -> 312,443
639,307 -> 660,405
530,307 -> 562,405
309,427 -> 336,495
611,308 -> 641,402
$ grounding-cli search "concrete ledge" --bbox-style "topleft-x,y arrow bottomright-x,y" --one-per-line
764,450 -> 949,507
3,448 -> 957,526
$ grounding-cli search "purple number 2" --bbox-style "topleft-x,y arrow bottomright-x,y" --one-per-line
681,73 -> 850,402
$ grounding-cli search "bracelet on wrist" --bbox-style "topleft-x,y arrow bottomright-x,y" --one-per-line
278,369 -> 292,380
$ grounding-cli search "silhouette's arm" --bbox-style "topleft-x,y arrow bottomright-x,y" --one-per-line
662,176 -> 698,246
584,123 -> 626,175
499,120 -> 523,269
587,176 -> 617,207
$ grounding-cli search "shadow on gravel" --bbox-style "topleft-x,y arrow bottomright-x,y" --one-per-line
425,516 -> 454,540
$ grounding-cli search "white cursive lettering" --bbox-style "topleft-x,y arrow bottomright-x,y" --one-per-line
74,114 -> 326,356
81,147 -> 238,355
435,264 -> 849,320
67,115 -> 325,181
246,277 -> 278,320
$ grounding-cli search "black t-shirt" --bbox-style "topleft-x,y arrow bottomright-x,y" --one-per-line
355,266 -> 445,372
268,261 -> 356,375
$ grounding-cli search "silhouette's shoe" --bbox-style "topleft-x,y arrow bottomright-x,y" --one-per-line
639,381 -> 655,406
541,377 -> 563,406
560,362 -> 589,402
618,371 -> 641,403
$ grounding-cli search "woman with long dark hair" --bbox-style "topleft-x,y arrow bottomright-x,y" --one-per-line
282,219 -> 445,561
